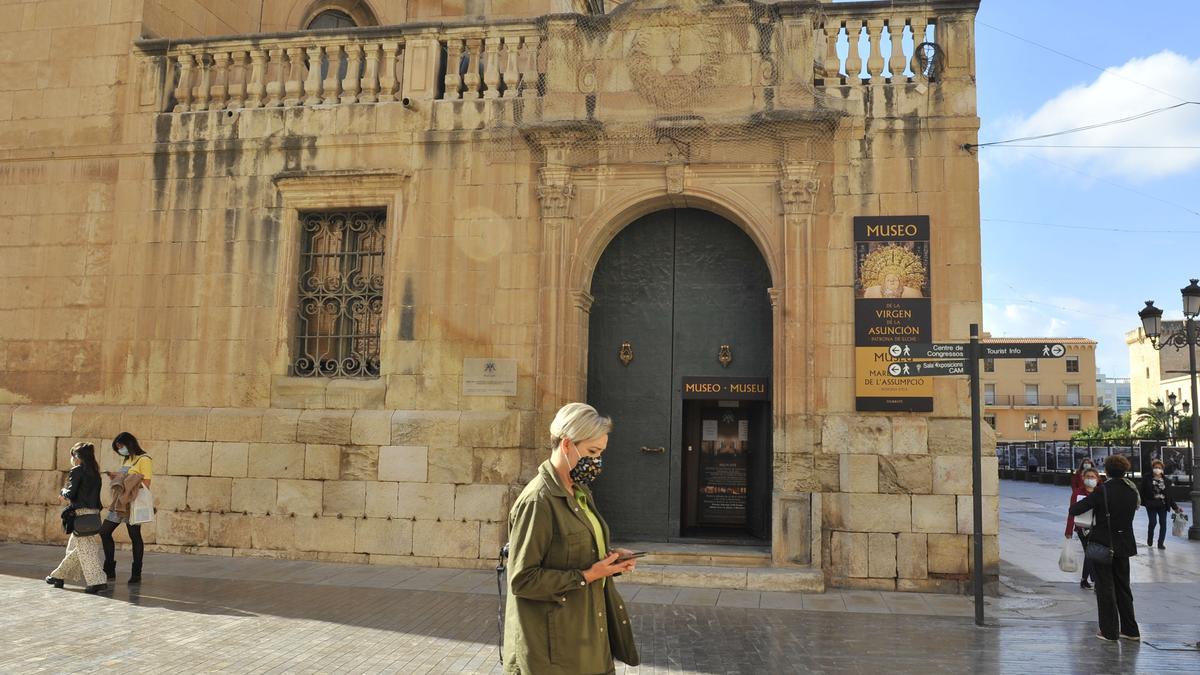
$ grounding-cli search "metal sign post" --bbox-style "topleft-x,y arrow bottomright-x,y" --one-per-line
968,324 -> 984,627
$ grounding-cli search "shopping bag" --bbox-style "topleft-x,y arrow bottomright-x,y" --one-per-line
1173,512 -> 1189,538
129,487 -> 155,525
1058,537 -> 1079,573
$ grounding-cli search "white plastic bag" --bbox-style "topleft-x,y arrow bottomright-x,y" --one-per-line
1058,537 -> 1079,573
1173,512 -> 1189,538
130,486 -> 155,525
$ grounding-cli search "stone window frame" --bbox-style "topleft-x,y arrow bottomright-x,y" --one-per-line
983,357 -> 994,373
299,1 -> 379,30
1065,356 -> 1079,373
983,383 -> 995,405
272,170 -> 409,392
1067,415 -> 1081,432
1024,358 -> 1038,373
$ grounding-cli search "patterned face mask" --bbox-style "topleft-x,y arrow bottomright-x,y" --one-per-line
568,442 -> 604,485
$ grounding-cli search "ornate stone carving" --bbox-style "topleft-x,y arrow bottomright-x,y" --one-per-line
626,10 -> 724,110
537,165 -> 575,221
665,163 -> 685,194
779,161 -> 820,215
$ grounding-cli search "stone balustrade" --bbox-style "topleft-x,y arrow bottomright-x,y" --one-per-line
813,6 -> 942,86
147,23 -> 544,113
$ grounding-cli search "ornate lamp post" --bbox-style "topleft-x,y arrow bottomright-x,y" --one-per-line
1137,278 -> 1200,540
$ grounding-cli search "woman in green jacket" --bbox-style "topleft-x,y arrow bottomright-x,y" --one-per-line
503,402 -> 641,675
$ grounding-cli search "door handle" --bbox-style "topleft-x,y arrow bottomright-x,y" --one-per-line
640,446 -> 666,454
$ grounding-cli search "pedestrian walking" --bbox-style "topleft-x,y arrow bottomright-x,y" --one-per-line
1066,467 -> 1102,590
1028,452 -> 1039,474
502,403 -> 640,674
1071,458 -> 1096,493
1070,454 -> 1141,642
46,443 -> 107,594
99,432 -> 152,584
1140,459 -> 1183,550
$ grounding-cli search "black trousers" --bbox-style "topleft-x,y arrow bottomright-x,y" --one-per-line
99,520 -> 143,574
1146,504 -> 1169,545
1092,554 -> 1138,639
1076,529 -> 1094,583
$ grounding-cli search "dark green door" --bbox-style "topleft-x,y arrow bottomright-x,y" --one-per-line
587,209 -> 773,541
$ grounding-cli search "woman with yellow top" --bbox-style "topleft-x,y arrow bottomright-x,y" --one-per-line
503,403 -> 640,675
100,431 -> 152,584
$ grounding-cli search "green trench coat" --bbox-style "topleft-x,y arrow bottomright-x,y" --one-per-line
503,461 -> 640,675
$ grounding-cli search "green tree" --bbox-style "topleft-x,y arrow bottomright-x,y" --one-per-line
1131,403 -> 1169,439
1098,404 -> 1122,431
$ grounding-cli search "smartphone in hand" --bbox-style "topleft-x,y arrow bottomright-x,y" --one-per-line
615,551 -> 647,563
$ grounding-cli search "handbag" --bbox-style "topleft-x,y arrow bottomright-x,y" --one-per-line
1057,537 -> 1079,573
1084,483 -> 1115,566
1173,512 -> 1190,538
129,486 -> 155,525
72,512 -> 102,537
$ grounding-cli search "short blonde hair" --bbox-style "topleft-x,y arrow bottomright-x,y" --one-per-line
549,402 -> 612,448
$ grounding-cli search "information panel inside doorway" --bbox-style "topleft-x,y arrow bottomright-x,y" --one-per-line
853,216 -> 933,412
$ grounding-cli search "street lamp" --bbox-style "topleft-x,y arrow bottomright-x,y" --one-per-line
1024,414 -> 1047,442
1136,279 -> 1200,541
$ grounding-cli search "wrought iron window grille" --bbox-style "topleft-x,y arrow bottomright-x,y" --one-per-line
292,209 -> 386,378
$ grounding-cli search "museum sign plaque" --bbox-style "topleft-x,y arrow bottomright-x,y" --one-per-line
854,216 -> 933,412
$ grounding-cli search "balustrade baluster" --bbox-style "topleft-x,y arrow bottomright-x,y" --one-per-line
443,40 -> 463,100
502,37 -> 520,98
227,50 -> 247,108
172,53 -> 195,112
463,38 -> 483,99
341,44 -> 363,103
844,20 -> 863,82
379,41 -> 400,102
821,22 -> 839,83
910,16 -> 930,79
866,18 -> 884,81
304,45 -> 323,105
210,51 -> 230,109
246,49 -> 267,108
360,43 -> 381,103
283,47 -> 304,106
520,35 -> 539,97
193,54 -> 211,110
887,18 -> 907,81
482,36 -> 502,99
322,45 -> 341,104
266,48 -> 284,105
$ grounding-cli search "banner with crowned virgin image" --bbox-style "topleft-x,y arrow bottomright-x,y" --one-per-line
854,216 -> 932,412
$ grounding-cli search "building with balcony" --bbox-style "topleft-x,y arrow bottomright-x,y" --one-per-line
0,0 -> 987,593
981,337 -> 1099,441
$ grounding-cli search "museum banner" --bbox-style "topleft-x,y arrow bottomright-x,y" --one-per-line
853,216 -> 933,412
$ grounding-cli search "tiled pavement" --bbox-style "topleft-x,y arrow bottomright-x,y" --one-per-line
0,480 -> 1197,673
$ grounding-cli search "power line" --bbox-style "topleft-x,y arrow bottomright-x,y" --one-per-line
988,145 -> 1200,150
982,218 -> 1200,235
1018,154 -> 1200,219
964,102 -> 1198,150
977,21 -> 1188,103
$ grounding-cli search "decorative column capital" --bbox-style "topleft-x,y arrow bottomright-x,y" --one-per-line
538,165 -> 575,222
779,161 -> 820,215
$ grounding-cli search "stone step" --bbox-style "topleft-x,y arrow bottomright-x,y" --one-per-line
615,541 -> 773,568
621,564 -> 825,593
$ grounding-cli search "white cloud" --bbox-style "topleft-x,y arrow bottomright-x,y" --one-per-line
994,51 -> 1200,181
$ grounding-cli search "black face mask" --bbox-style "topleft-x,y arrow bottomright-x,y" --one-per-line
567,442 -> 604,486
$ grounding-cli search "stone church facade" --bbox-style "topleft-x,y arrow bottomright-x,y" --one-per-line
0,0 -> 994,593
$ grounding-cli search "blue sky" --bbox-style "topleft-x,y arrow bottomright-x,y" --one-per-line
974,1 -> 1200,377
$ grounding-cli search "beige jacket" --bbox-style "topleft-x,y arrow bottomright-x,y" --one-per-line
109,472 -> 144,518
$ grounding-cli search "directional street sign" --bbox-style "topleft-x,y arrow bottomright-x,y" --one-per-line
980,342 -> 1066,359
889,342 -> 1066,360
888,343 -> 966,359
888,360 -> 968,377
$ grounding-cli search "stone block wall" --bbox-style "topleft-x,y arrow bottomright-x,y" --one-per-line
816,414 -> 1000,592
0,404 -> 521,569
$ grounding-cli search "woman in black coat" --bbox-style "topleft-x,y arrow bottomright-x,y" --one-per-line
1141,459 -> 1182,550
1069,454 -> 1141,642
46,443 -> 107,593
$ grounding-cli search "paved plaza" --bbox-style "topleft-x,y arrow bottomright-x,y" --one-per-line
1,480 -> 1197,674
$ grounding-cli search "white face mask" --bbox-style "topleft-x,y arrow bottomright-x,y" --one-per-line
1084,478 -> 1097,489
1153,468 -> 1163,475
117,446 -> 130,457
1082,464 -> 1091,470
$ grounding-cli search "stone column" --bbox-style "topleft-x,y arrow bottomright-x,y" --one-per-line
534,156 -> 576,411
